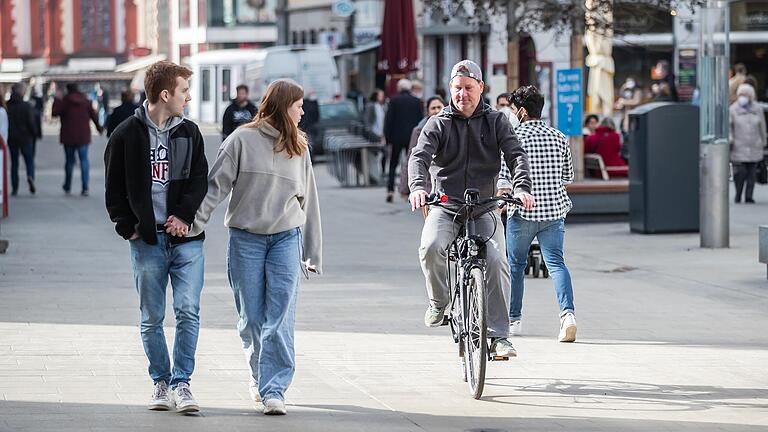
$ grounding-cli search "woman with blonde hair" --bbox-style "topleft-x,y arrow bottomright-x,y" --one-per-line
189,79 -> 322,415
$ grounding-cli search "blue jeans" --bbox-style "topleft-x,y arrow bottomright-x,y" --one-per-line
63,145 -> 89,192
227,227 -> 301,402
506,214 -> 575,321
9,143 -> 35,192
129,235 -> 204,387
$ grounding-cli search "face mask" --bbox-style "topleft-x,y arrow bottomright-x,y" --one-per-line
738,95 -> 750,107
626,80 -> 636,88
499,106 -> 519,128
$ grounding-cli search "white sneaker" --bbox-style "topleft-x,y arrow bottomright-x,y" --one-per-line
558,312 -> 577,342
147,380 -> 173,411
423,305 -> 446,327
249,380 -> 261,403
490,338 -> 517,358
172,382 -> 200,413
509,320 -> 522,336
263,398 -> 287,415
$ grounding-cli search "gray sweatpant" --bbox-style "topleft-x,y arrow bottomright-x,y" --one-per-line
418,207 -> 511,338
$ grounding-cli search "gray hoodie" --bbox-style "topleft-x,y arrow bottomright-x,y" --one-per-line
138,101 -> 185,224
408,101 -> 531,201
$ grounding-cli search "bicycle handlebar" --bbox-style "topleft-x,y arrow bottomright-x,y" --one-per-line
425,191 -> 523,208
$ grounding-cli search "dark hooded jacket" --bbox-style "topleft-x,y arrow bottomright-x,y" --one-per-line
104,106 -> 208,245
52,91 -> 102,146
408,101 -> 531,201
5,93 -> 37,148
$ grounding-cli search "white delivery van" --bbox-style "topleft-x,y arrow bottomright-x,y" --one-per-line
245,45 -> 341,103
187,49 -> 266,124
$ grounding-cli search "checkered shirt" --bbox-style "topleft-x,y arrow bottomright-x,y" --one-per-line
498,120 -> 574,221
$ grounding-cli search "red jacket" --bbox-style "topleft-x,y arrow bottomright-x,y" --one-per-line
52,92 -> 102,146
584,126 -> 628,176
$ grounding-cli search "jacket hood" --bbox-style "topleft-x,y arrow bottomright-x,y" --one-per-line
257,122 -> 281,139
440,100 -> 492,120
64,91 -> 90,105
134,101 -> 185,133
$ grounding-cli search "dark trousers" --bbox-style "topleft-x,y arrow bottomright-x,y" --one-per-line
63,145 -> 90,192
733,162 -> 757,201
387,140 -> 407,193
9,143 -> 35,192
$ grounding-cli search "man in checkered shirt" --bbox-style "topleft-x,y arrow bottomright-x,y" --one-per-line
498,85 -> 578,343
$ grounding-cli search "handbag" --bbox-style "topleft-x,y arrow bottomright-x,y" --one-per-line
757,158 -> 768,185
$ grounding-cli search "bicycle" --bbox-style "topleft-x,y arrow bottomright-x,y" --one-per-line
425,188 -> 523,399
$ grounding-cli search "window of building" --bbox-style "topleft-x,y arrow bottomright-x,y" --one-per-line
292,31 -> 299,45
79,0 -> 112,51
301,31 -> 307,45
310,30 -> 317,44
179,0 -> 191,28
222,68 -> 231,102
202,69 -> 211,102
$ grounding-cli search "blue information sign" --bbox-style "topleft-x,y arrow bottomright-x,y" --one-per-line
556,69 -> 582,137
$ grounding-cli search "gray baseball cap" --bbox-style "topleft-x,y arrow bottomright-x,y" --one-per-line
450,60 -> 483,82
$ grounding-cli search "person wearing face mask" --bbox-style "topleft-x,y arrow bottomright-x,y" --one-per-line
496,92 -> 521,129
729,83 -> 767,204
615,77 -> 642,133
498,85 -> 577,343
398,96 -> 445,198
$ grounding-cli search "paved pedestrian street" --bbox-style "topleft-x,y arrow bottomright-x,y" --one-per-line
1,130 -> 767,431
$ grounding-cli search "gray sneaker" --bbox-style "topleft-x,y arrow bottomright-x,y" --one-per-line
248,380 -> 261,403
424,305 -> 446,327
490,338 -> 518,358
172,382 -> 200,413
263,398 -> 287,415
148,380 -> 173,411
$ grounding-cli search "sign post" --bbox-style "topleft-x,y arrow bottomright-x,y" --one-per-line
557,68 -> 583,179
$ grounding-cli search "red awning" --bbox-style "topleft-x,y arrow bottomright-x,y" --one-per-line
377,0 -> 418,75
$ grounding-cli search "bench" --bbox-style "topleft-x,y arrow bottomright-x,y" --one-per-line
584,153 -> 628,180
760,226 -> 768,280
566,180 -> 629,216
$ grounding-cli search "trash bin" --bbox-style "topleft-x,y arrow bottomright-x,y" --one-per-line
627,103 -> 700,233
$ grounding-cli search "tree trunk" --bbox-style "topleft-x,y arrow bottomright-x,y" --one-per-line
505,0 -> 519,92
570,21 -> 585,181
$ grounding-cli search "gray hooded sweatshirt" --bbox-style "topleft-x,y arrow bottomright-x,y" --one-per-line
138,101 -> 185,224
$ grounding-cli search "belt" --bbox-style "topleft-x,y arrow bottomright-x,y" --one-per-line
156,224 -> 166,232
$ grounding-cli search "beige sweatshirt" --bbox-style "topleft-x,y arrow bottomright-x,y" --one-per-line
189,123 -> 323,273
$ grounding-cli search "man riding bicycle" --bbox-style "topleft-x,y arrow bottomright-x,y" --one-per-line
408,60 -> 535,358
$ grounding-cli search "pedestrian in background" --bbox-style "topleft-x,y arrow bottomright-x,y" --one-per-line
106,89 -> 139,137
584,117 -> 628,177
499,85 -> 577,343
222,84 -> 258,140
582,114 -> 599,138
6,83 -> 37,195
298,90 -> 319,152
730,83 -> 767,204
0,89 -> 8,154
729,63 -> 748,104
104,61 -> 208,414
384,79 -> 423,203
398,95 -> 444,199
52,83 -> 103,196
189,79 -> 322,416
28,85 -> 43,156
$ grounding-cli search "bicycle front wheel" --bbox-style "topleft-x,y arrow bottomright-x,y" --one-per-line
464,267 -> 487,399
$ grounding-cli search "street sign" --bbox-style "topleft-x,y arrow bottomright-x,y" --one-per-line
556,69 -> 582,137
332,0 -> 355,17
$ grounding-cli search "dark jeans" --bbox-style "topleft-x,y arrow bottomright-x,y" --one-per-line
63,145 -> 90,192
9,143 -> 35,192
733,162 -> 757,201
387,140 -> 407,193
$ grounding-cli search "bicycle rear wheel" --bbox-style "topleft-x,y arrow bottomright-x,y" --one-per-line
464,267 -> 487,399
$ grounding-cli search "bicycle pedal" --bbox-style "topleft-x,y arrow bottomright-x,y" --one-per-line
440,316 -> 450,326
492,356 -> 511,361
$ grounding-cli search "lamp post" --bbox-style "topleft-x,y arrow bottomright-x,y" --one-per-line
699,0 -> 730,248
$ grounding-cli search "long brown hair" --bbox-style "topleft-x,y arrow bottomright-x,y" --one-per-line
246,79 -> 307,158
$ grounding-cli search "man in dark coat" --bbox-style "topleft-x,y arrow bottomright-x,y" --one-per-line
106,90 -> 139,137
221,84 -> 258,140
52,83 -> 103,196
6,83 -> 37,195
383,79 -> 423,202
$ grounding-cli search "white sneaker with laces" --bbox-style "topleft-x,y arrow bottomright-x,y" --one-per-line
263,398 -> 287,415
249,380 -> 261,403
423,305 -> 446,327
172,382 -> 200,413
509,320 -> 522,336
558,312 -> 577,342
147,380 -> 173,411
490,338 -> 517,358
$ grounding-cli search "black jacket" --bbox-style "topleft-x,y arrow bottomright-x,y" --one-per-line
104,108 -> 208,245
222,100 -> 258,138
5,94 -> 37,147
408,101 -> 532,201
384,91 -> 423,146
106,102 -> 139,137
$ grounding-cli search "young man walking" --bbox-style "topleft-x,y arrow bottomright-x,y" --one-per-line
221,84 -> 258,140
498,86 -> 577,342
104,61 -> 208,412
